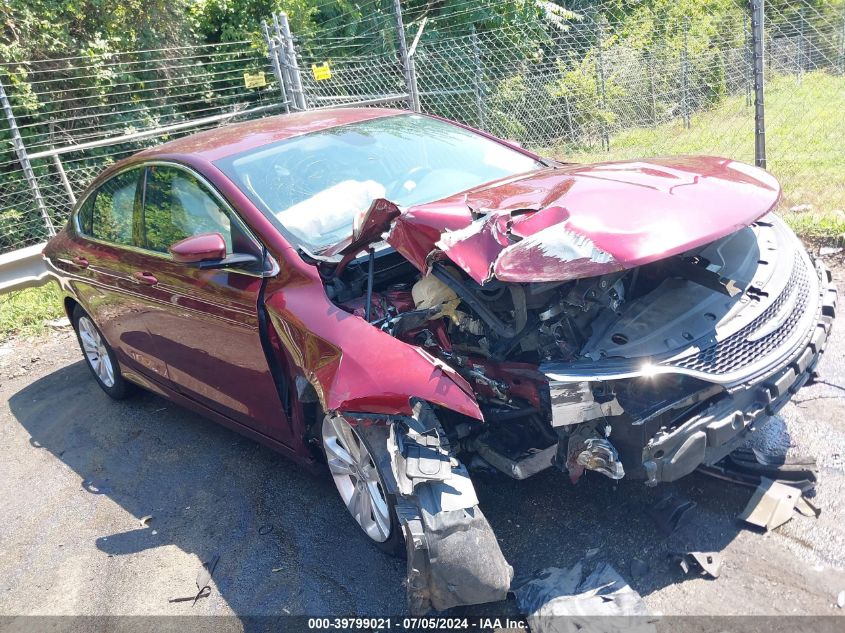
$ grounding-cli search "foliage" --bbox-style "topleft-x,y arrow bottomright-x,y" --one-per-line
0,283 -> 65,341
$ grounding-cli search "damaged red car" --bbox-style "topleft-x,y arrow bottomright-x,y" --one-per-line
43,108 -> 837,611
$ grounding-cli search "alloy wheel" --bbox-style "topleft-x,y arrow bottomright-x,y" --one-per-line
321,415 -> 391,543
77,316 -> 115,388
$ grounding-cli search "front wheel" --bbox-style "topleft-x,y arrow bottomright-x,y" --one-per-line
72,306 -> 133,400
321,414 -> 404,556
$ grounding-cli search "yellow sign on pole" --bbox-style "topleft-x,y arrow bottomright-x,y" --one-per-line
311,62 -> 332,81
243,72 -> 267,89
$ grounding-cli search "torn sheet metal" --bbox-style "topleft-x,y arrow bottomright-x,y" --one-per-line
514,562 -> 654,633
738,477 -> 803,530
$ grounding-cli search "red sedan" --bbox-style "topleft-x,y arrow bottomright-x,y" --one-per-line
43,108 -> 837,611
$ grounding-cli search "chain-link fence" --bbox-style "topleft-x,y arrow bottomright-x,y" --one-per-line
1,0 -> 844,262
0,39 -> 281,254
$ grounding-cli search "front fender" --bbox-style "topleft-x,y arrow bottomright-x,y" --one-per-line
263,276 -> 482,421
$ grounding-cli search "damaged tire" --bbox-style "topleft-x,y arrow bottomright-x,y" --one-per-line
321,414 -> 405,556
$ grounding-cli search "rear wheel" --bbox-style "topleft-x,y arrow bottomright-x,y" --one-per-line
72,306 -> 132,399
321,415 -> 404,556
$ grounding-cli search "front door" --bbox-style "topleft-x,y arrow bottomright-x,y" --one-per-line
130,163 -> 293,445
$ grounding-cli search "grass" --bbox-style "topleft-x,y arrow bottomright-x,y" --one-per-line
547,71 -> 845,239
0,283 -> 65,342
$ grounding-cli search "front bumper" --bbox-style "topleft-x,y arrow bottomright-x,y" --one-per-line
638,260 -> 836,484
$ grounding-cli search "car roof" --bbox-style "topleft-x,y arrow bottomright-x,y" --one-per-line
134,107 -> 407,163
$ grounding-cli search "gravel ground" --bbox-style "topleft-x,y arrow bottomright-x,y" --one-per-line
1,260 -> 844,619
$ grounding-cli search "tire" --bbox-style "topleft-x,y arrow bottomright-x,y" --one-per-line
72,305 -> 133,400
321,415 -> 405,557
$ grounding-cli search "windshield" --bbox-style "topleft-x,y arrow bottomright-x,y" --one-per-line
214,114 -> 542,253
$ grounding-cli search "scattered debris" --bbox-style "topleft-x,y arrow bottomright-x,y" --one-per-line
193,554 -> 220,606
168,587 -> 210,603
669,552 -> 722,579
514,562 -> 654,633
647,493 -> 696,536
698,447 -> 818,494
139,515 -> 153,528
81,480 -> 110,495
258,524 -> 274,536
272,567 -> 284,573
738,478 -> 802,531
584,547 -> 600,560
794,495 -> 822,518
819,246 -> 843,257
630,559 -> 649,580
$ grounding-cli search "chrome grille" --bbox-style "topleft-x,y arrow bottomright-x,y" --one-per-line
667,252 -> 811,375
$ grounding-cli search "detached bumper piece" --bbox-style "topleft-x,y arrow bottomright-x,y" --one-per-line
639,262 -> 836,485
356,404 -> 513,614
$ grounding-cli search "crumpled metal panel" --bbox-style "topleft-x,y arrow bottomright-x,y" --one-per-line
387,156 -> 781,285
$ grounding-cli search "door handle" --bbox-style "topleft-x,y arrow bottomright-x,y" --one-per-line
132,271 -> 158,286
71,256 -> 89,269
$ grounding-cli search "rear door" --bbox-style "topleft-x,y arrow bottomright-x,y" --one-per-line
132,163 -> 293,445
64,167 -> 168,381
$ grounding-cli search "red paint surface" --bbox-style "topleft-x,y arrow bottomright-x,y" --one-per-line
390,156 -> 781,284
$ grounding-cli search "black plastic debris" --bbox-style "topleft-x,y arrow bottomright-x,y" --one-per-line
647,493 -> 696,536
698,447 -> 818,494
513,562 -> 655,633
669,551 -> 722,579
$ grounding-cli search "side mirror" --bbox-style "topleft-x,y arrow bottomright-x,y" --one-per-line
169,232 -> 259,270
169,233 -> 227,264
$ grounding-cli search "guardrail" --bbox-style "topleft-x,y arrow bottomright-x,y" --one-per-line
0,243 -> 50,294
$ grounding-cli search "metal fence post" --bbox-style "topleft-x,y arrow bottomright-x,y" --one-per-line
648,48 -> 657,125
471,26 -> 485,128
681,18 -> 691,129
838,5 -> 845,75
262,19 -> 290,113
750,0 -> 767,168
595,17 -> 610,151
744,21 -> 753,106
0,77 -> 55,237
392,0 -> 418,111
798,7 -> 806,83
275,13 -> 307,110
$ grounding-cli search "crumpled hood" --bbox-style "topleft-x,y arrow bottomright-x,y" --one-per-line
386,156 -> 781,284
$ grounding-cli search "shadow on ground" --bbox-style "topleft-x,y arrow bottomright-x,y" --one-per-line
9,359 -> 754,617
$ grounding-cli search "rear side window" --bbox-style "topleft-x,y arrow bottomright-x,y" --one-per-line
81,169 -> 141,245
142,166 -> 234,253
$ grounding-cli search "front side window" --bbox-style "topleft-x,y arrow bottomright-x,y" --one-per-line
141,166 -> 234,254
214,114 -> 542,253
79,168 -> 141,245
